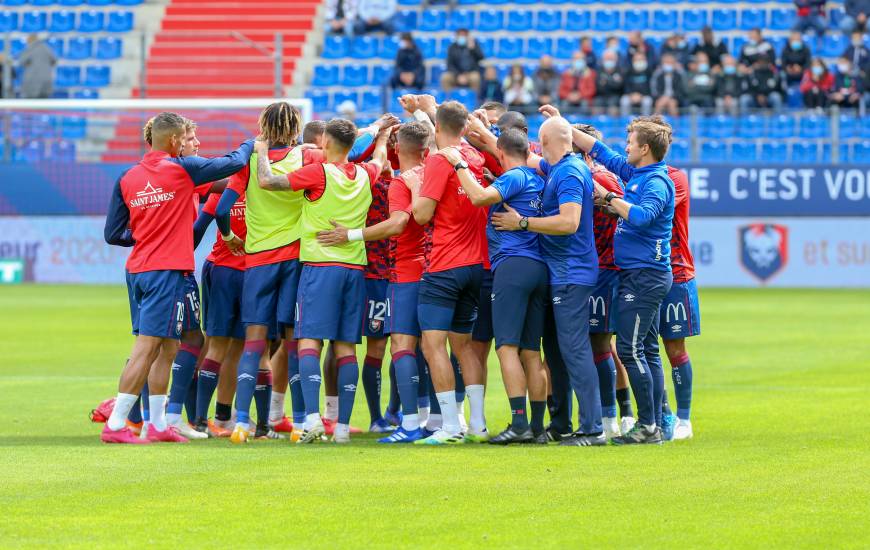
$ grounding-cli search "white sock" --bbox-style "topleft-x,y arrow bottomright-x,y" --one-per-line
106,392 -> 138,431
645,423 -> 657,432
417,406 -> 429,428
166,412 -> 182,426
269,392 -> 285,423
324,395 -> 338,420
436,391 -> 459,433
335,423 -> 350,439
305,412 -> 322,431
466,384 -> 486,432
457,401 -> 468,430
425,413 -> 442,431
401,413 -> 419,431
149,395 -> 168,431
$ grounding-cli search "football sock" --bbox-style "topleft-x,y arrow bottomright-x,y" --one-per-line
466,384 -> 486,432
184,370 -> 198,424
415,346 -> 430,409
254,369 -> 272,426
361,355 -> 383,423
324,395 -> 338,421
671,353 -> 693,420
149,394 -> 168,432
393,350 -> 419,428
126,395 -> 142,424
594,352 -> 618,418
269,391 -> 285,424
166,344 -> 200,421
285,340 -> 305,425
234,340 -> 266,429
140,382 -> 150,422
616,387 -> 634,418
336,356 -> 359,425
298,348 -> 322,417
386,361 -> 400,415
107,392 -> 138,431
196,358 -> 221,421
662,389 -> 673,416
530,400 -> 546,435
509,395 -> 529,431
215,401 -> 232,422
450,353 -> 465,404
650,356 -> 665,428
436,390 -> 460,433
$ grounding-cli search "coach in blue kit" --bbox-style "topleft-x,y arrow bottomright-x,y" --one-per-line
568,112 -> 675,445
493,116 -> 603,447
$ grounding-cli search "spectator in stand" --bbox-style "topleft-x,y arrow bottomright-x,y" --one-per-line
843,31 -> 870,75
559,50 -> 597,112
715,54 -> 746,115
685,52 -> 717,109
479,66 -> 504,104
693,27 -> 727,69
741,58 -> 783,110
739,28 -> 775,69
354,0 -> 398,35
580,36 -> 597,70
594,50 -> 624,115
800,58 -> 834,109
620,52 -> 653,115
502,64 -> 535,111
604,36 -> 625,66
441,28 -> 485,93
390,32 -> 425,90
651,53 -> 685,116
781,31 -> 812,89
533,55 -> 561,108
840,0 -> 870,33
627,31 -> 657,69
793,0 -> 828,36
661,33 -> 691,68
829,57 -> 863,108
19,34 -> 57,99
325,0 -> 358,36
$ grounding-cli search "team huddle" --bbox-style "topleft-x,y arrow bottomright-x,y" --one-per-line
92,94 -> 699,447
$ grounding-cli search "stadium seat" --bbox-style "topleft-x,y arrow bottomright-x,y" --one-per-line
73,88 -> 99,99
59,0 -> 85,5
740,9 -> 766,30
705,115 -> 735,139
791,142 -> 819,163
477,9 -> 503,32
651,9 -> 678,32
55,65 -> 81,87
394,10 -> 417,32
428,63 -> 445,85
711,9 -> 737,31
535,10 -> 562,32
623,10 -> 648,31
18,141 -> 45,164
668,140 -> 690,163
371,64 -> 391,85
77,10 -> 104,32
476,36 -> 494,57
84,65 -> 110,87
86,0 -> 113,5
820,34 -> 847,57
333,89 -> 360,110
435,37 -> 451,58
800,115 -> 829,139
730,36 -> 747,58
769,114 -> 795,139
52,141 -> 76,163
527,37 -> 552,59
838,114 -> 859,139
322,36 -> 348,59
95,37 -> 122,60
342,65 -> 368,87
351,36 -> 378,59
379,36 -> 400,59
31,0 -> 53,5
770,36 -> 786,57
116,0 -> 145,5
506,10 -> 533,32
565,10 -> 591,31
3,0 -> 25,6
731,141 -> 758,162
496,37 -> 523,59
700,140 -> 727,162
593,10 -> 619,32
397,0 -> 419,5
853,141 -> 870,163
512,0 -> 537,5
21,11 -> 47,33
682,9 -> 707,32
360,90 -> 383,113
107,11 -> 133,32
49,11 -> 75,33
66,37 -> 93,60
312,65 -> 338,87
46,38 -> 64,58
61,116 -> 87,140
0,11 -> 17,33
416,37 -> 435,59
447,9 -> 474,32
554,37 -> 579,59
737,114 -> 765,139
10,37 -> 25,58
306,89 -> 330,113
770,8 -> 795,30
448,88 -> 476,110
418,9 -> 446,32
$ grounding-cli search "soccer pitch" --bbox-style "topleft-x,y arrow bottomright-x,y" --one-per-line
1,286 -> 868,548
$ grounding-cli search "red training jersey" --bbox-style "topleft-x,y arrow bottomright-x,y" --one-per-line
365,174 -> 392,280
667,166 -> 695,283
201,191 -> 247,271
388,165 -> 426,283
591,164 -> 624,271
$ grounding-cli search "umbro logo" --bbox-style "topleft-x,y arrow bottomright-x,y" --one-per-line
490,293 -> 495,302
343,384 -> 357,392
411,376 -> 420,383
624,294 -> 635,302
308,375 -> 322,383
552,297 -> 562,305
289,374 -> 300,384
671,325 -> 682,332
238,373 -> 255,381
589,318 -> 599,327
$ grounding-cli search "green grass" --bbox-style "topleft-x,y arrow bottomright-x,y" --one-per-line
1,285 -> 869,548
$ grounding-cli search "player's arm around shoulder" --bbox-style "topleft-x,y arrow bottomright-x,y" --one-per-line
439,146 -> 501,207
180,139 -> 255,185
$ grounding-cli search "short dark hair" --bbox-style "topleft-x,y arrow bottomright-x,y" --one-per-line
496,128 -> 529,160
150,112 -> 186,142
572,123 -> 602,154
397,121 -> 430,152
627,115 -> 672,162
435,100 -> 468,136
480,101 -> 506,116
496,111 -> 528,134
325,118 -> 357,152
302,120 -> 326,144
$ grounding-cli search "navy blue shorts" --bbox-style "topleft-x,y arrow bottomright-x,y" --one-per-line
589,268 -> 619,334
364,278 -> 390,338
294,264 -> 366,343
418,264 -> 484,333
472,269 -> 494,342
203,264 -> 245,340
242,259 -> 301,330
387,281 -> 421,337
200,260 -> 213,325
126,270 -> 186,339
492,257 -> 548,351
180,273 -> 201,333
659,278 -> 701,339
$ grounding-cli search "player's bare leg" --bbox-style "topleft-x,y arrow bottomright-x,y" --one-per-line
102,335 -> 165,443
663,337 -> 693,439
591,332 -> 620,437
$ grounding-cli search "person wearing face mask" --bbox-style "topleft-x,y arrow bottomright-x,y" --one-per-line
534,55 -> 562,108
627,31 -> 657,70
829,57 -> 863,108
502,64 -> 535,111
559,50 -> 598,112
840,0 -> 870,33
781,31 -> 811,89
739,28 -> 775,69
800,58 -> 835,109
843,31 -> 870,76
594,50 -> 625,115
692,27 -> 727,69
442,28 -> 485,93
661,33 -> 690,69
479,66 -> 505,104
715,54 -> 746,115
792,0 -> 828,37
390,32 -> 425,90
685,52 -> 716,109
353,0 -> 398,35
580,36 -> 598,70
620,52 -> 653,116
651,54 -> 685,117
740,59 -> 784,111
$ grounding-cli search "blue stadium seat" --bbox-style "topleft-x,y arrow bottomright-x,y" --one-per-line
333,89 -> 360,109
711,8 -> 737,31
476,36 -> 494,57
700,140 -> 727,162
31,0 -> 53,7
506,9 -> 533,32
351,36 -> 378,59
800,115 -> 829,139
769,114 -> 795,139
448,88 -> 476,110
84,65 -> 110,87
87,0 -> 113,5
682,9 -> 707,32
360,90 -> 383,113
59,0 -> 85,5
667,140 -> 690,163
0,11 -> 18,33
22,11 -> 47,33
10,37 -> 26,58
371,64 -> 391,85
512,0 -> 537,5
731,141 -> 758,162
740,9 -> 766,30
651,9 -> 677,32
791,142 -> 819,163
46,38 -> 64,58
535,9 -> 562,32
73,89 -> 99,99
395,10 -> 417,32
61,116 -> 86,140
705,115 -> 735,139
477,9 -> 503,32
820,34 -> 847,57
593,10 -> 619,31
730,36 -> 747,58
839,114 -> 859,139
55,65 -> 81,87
306,89 -> 330,113
496,37 -> 523,59
342,65 -> 368,87
737,114 -> 765,139
436,37 -> 451,58
829,7 -> 844,29
52,141 -> 76,163
18,141 -> 45,164
322,36 -> 348,59
379,36 -> 399,59
555,37 -> 579,59
565,10 -> 590,31
3,0 -> 25,6
428,63 -> 445,86
447,9 -> 474,32
77,10 -> 104,32
312,65 -> 338,86
770,8 -> 795,30
416,37 -> 435,59
418,9 -> 446,32
770,36 -> 786,57
397,0 -> 419,5
95,37 -> 122,59
107,11 -> 133,32
116,0 -> 145,5
66,37 -> 93,60
853,141 -> 870,163
49,11 -> 74,32
623,10 -> 648,31
527,37 -> 552,58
